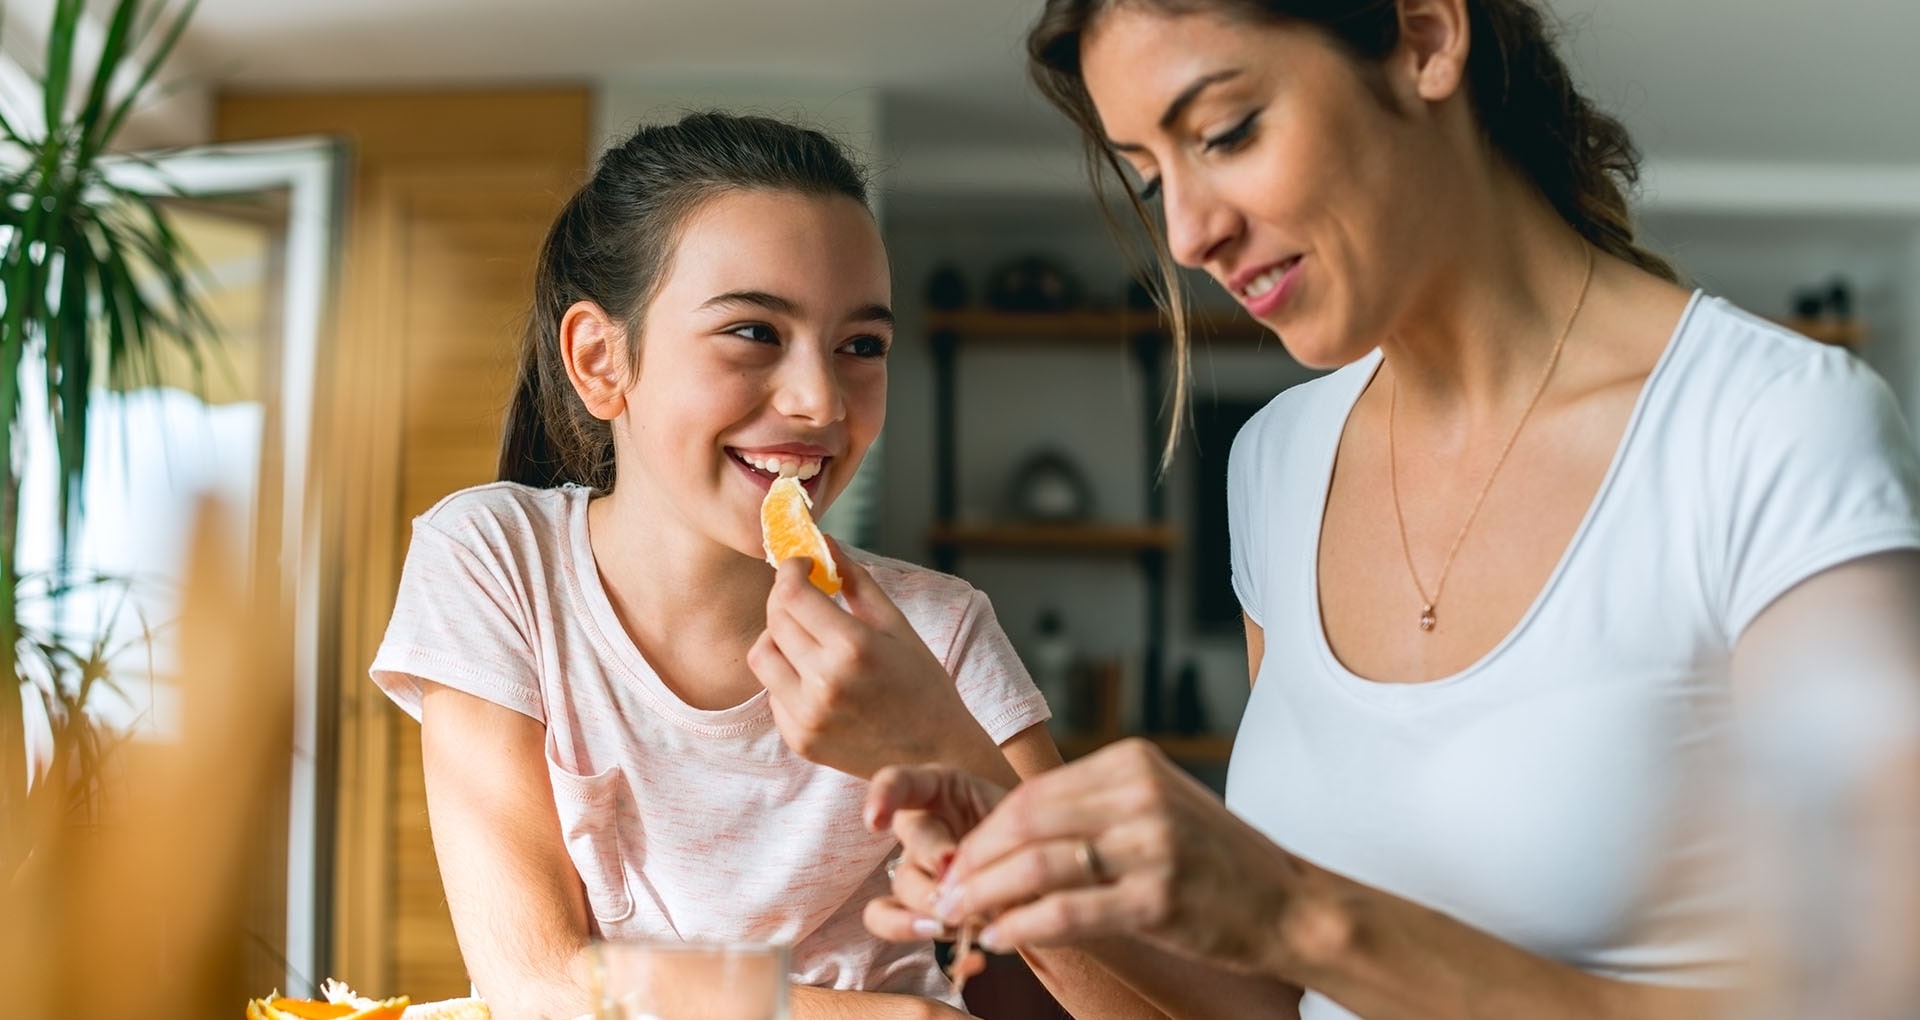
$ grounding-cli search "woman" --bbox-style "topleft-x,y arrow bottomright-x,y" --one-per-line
861,1 -> 1920,1017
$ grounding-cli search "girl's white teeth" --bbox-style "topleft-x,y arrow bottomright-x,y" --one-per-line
738,452 -> 823,480
1241,260 -> 1293,299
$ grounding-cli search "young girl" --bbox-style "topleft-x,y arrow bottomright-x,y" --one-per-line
370,112 -> 1061,1019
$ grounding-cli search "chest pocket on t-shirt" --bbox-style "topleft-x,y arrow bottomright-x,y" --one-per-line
544,735 -> 636,928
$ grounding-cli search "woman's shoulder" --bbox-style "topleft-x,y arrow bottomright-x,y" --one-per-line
1677,295 -> 1883,406
1652,294 -> 1916,478
1657,296 -> 1911,471
1230,352 -> 1378,471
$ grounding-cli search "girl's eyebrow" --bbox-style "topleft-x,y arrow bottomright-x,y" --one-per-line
701,289 -> 800,316
702,289 -> 894,327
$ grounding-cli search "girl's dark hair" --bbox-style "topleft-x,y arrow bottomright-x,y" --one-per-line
1028,0 -> 1678,470
499,111 -> 871,490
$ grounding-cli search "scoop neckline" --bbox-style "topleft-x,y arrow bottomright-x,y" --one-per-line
1303,291 -> 1703,698
562,486 -> 774,735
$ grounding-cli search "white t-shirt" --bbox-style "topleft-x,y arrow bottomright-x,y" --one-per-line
1225,294 -> 1920,1018
372,482 -> 1050,1004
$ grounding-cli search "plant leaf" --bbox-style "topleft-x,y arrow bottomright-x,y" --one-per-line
109,189 -> 219,376
87,222 -> 136,395
53,227 -> 94,570
74,0 -> 142,159
93,0 -> 201,160
41,0 -> 86,140
0,25 -> 26,149
91,222 -> 159,391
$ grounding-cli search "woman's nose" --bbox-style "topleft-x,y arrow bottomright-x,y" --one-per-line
1161,172 -> 1237,269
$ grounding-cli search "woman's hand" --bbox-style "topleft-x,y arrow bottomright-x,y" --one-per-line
900,740 -> 1323,980
749,540 -> 1008,782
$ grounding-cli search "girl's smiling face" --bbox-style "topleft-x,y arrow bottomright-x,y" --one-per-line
599,188 -> 891,563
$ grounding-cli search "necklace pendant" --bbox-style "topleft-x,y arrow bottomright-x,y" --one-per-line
1419,605 -> 1436,631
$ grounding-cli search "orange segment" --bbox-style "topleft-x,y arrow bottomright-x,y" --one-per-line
246,995 -> 408,1020
269,1000 -> 355,1020
761,475 -> 841,595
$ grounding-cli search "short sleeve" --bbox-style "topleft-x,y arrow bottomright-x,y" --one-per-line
1722,352 -> 1920,639
370,517 -> 546,724
945,590 -> 1051,744
1227,411 -> 1268,627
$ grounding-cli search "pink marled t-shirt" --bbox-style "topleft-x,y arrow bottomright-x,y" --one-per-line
371,483 -> 1050,1004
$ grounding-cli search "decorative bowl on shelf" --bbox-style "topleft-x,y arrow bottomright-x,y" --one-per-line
1005,448 -> 1095,523
986,255 -> 1084,312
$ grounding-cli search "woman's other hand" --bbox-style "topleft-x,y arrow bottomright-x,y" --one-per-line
749,540 -> 1009,783
927,739 -> 1325,978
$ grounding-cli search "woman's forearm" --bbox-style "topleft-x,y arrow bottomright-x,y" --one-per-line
1269,865 -> 1725,1020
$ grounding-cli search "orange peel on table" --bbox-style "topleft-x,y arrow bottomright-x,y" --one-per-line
761,473 -> 841,595
246,980 -> 490,1020
245,994 -> 406,1020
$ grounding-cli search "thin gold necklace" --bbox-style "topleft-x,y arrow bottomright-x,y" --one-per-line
1387,245 -> 1595,633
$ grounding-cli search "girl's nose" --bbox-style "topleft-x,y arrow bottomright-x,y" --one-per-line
771,347 -> 846,426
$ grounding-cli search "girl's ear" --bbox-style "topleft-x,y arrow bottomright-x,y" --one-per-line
1394,0 -> 1470,105
560,300 -> 632,421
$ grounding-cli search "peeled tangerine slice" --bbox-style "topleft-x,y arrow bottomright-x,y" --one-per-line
761,474 -> 842,595
245,994 -> 408,1020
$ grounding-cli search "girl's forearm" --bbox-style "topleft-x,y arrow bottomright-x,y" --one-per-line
788,985 -> 965,1019
941,724 -> 1021,789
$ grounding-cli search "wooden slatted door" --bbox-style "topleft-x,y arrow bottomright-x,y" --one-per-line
216,90 -> 590,1000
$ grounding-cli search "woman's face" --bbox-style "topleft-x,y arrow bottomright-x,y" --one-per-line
617,188 -> 890,562
1081,5 -> 1460,368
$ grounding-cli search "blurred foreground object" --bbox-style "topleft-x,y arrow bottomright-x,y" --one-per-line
1732,553 -> 1920,1019
1,496 -> 292,1019
592,940 -> 788,1020
1,0 -> 219,890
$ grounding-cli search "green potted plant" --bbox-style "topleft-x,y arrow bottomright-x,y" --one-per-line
0,0 -> 211,898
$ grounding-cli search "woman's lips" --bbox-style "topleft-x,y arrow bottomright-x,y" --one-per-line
1234,255 -> 1304,318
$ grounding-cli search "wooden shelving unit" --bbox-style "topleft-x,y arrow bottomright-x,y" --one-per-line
928,304 -> 1263,738
929,522 -> 1179,553
927,308 -> 1272,345
1055,731 -> 1236,764
1779,316 -> 1868,349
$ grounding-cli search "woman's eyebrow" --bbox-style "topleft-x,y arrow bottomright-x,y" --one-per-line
1107,68 -> 1246,152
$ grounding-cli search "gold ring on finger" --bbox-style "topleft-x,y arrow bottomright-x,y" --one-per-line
1075,838 -> 1107,884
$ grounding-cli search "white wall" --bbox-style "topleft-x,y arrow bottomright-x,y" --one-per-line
1637,161 -> 1920,434
595,77 -> 883,176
